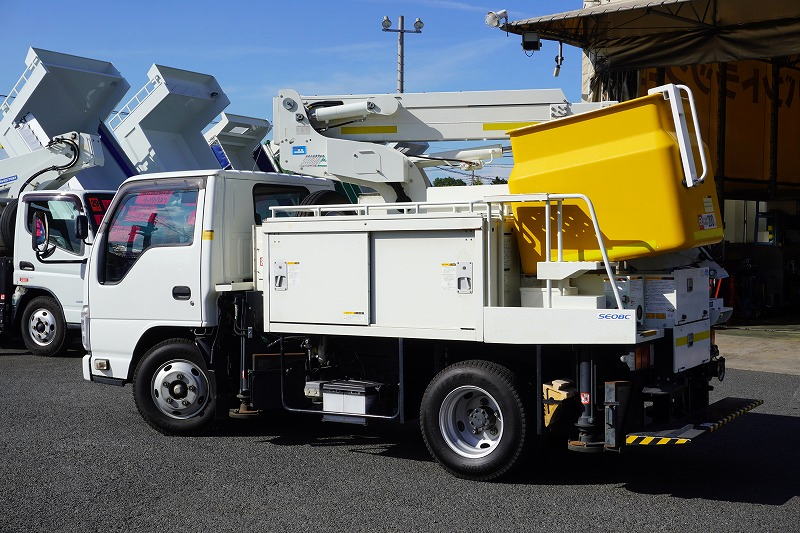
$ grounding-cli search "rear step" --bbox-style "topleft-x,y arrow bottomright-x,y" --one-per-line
626,397 -> 763,446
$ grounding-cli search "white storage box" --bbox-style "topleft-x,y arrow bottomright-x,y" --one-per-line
672,319 -> 712,373
322,380 -> 380,415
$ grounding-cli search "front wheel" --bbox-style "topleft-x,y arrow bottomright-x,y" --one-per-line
21,296 -> 67,356
133,338 -> 216,435
420,360 -> 531,481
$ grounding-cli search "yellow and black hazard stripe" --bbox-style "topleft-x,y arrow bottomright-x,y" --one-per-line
698,399 -> 763,433
625,435 -> 690,446
626,399 -> 763,446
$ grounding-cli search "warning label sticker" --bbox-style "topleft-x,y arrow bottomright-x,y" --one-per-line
441,263 -> 457,290
580,392 -> 590,405
300,154 -> 327,168
644,277 -> 676,324
703,195 -> 714,214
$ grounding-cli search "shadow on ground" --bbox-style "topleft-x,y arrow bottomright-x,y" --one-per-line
213,411 -> 799,506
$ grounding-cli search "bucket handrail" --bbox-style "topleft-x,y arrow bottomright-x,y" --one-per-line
648,83 -> 708,188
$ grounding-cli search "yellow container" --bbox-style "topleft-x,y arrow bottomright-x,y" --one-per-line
508,91 -> 723,275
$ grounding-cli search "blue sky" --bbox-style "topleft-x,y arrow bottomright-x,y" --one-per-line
0,0 -> 584,180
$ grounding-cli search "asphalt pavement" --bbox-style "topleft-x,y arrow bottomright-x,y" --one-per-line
0,345 -> 798,532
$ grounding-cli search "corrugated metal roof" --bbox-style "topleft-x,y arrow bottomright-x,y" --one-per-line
507,0 -> 690,27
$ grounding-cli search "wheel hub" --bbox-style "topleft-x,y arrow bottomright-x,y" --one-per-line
467,406 -> 496,434
28,308 -> 56,346
439,386 -> 504,459
151,360 -> 209,420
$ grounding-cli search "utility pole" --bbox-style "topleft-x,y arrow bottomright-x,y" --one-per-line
381,16 -> 424,93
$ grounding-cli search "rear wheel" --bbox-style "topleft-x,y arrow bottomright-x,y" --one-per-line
133,338 -> 216,435
0,199 -> 17,253
420,360 -> 531,481
21,295 -> 67,356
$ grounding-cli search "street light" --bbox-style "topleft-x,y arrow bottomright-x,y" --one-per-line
381,15 -> 424,93
484,9 -> 508,28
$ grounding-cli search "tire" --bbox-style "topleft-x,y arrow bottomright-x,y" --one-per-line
20,295 -> 68,356
133,338 -> 216,435
420,360 -> 531,481
299,190 -> 350,216
0,199 -> 18,253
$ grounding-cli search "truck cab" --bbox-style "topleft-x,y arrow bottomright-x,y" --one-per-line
81,170 -> 333,382
8,189 -> 114,355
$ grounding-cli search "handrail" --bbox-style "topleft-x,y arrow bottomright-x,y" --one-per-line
648,83 -> 708,188
269,200 -> 491,217
269,192 -> 623,310
484,193 -> 622,310
107,75 -> 163,130
0,57 -> 41,119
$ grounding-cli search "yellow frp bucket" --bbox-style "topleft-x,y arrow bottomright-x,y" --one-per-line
508,92 -> 723,275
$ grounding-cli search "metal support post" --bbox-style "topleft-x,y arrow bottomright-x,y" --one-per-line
397,16 -> 404,93
568,349 -> 604,452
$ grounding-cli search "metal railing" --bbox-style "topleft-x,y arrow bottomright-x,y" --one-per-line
484,193 -> 622,310
107,75 -> 163,130
269,193 -> 622,310
0,57 -> 41,119
269,200 -> 490,218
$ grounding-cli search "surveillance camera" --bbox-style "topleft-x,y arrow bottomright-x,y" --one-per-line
522,32 -> 541,52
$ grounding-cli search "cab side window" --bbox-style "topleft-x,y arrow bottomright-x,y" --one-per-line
26,197 -> 84,255
253,184 -> 308,223
102,188 -> 198,284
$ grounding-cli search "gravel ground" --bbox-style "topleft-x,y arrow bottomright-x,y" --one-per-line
0,346 -> 797,532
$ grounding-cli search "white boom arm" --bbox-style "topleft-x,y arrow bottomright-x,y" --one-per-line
273,88 -> 612,201
0,132 -> 103,200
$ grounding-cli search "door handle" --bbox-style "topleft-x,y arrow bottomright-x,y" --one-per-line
172,286 -> 191,300
19,261 -> 34,271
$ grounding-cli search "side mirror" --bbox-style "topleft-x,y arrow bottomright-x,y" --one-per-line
32,211 -> 51,254
75,214 -> 89,240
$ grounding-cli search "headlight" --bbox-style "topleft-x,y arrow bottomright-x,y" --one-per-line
80,305 -> 90,352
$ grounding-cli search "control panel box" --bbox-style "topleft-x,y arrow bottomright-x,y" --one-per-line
644,267 -> 709,329
603,275 -> 644,324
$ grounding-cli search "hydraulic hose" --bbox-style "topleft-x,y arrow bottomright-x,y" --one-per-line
19,136 -> 81,194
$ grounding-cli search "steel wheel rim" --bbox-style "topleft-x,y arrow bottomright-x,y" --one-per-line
151,359 -> 209,420
28,308 -> 57,346
439,385 -> 504,459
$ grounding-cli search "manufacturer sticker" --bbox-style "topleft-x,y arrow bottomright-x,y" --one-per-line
698,213 -> 717,230
0,175 -> 18,186
291,145 -> 307,155
598,313 -> 631,320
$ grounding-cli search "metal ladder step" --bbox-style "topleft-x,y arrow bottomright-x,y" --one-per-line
625,397 -> 763,446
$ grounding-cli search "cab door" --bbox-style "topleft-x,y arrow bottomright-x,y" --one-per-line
16,193 -> 89,324
87,177 -> 205,371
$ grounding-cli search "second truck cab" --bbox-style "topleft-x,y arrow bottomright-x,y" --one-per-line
6,189 -> 114,355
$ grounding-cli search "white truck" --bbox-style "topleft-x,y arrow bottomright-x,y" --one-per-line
0,48 -> 252,355
81,85 -> 761,480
